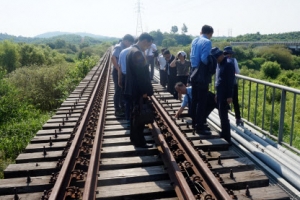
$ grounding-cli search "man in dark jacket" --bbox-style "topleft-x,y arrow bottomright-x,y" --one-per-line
212,47 -> 235,144
163,50 -> 177,98
124,33 -> 154,148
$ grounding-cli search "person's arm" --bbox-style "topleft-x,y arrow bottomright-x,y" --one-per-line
175,107 -> 185,118
234,58 -> 240,74
225,63 -> 235,103
200,40 -> 212,65
170,58 -> 177,67
118,66 -> 122,88
111,56 -> 120,70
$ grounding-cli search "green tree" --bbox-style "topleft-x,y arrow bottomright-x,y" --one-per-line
181,23 -> 188,34
54,39 -> 66,49
0,41 -> 20,73
171,26 -> 178,34
149,30 -> 164,46
261,61 -> 281,79
162,38 -> 177,47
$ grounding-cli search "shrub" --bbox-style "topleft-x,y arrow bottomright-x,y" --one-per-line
261,61 -> 281,79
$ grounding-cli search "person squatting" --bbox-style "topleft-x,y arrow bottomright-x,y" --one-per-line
112,26 -> 242,147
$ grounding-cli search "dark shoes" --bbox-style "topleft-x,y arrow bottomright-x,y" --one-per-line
135,143 -> 153,148
115,110 -> 125,117
236,119 -> 244,126
196,129 -> 211,135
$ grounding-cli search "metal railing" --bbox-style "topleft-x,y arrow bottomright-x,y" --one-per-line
212,74 -> 300,152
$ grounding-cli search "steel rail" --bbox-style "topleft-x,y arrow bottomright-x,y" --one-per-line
49,50 -> 110,200
150,123 -> 196,200
82,49 -> 111,199
151,96 -> 232,200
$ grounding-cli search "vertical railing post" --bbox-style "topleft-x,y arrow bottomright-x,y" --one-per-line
247,82 -> 252,121
278,89 -> 286,144
254,83 -> 258,125
290,94 -> 296,146
262,85 -> 267,129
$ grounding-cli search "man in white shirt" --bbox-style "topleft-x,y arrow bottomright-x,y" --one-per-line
145,43 -> 157,80
156,48 -> 167,87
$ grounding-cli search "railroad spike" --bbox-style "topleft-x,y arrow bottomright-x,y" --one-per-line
245,185 -> 251,197
54,130 -> 58,138
230,169 -> 234,179
186,122 -> 189,128
49,137 -> 52,147
27,171 -> 31,183
181,118 -> 184,122
43,146 -> 47,156
218,156 -> 222,165
14,187 -> 19,200
207,148 -> 211,156
62,118 -> 65,125
59,124 -> 62,131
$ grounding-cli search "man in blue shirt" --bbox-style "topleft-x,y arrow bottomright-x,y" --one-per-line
111,34 -> 134,117
174,82 -> 217,127
189,25 -> 214,134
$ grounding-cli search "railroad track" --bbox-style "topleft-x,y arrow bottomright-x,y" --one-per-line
0,49 -> 297,200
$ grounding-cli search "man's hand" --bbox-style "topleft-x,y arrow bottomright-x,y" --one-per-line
227,97 -> 233,104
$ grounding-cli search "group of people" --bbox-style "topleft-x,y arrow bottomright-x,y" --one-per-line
174,25 -> 242,144
111,25 -> 243,148
111,33 -> 155,148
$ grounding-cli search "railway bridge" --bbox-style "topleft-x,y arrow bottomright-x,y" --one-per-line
0,48 -> 299,199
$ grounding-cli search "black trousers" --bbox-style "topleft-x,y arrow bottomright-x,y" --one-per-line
191,84 -> 208,130
232,84 -> 241,119
159,69 -> 167,87
216,87 -> 231,143
167,74 -> 177,99
130,98 -> 147,146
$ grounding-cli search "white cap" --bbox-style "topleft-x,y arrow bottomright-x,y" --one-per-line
177,51 -> 187,57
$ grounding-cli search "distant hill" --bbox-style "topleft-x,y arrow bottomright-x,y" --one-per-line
0,32 -> 119,44
35,31 -> 119,41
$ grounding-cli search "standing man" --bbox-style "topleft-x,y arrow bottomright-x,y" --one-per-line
223,46 -> 243,126
164,50 -> 177,99
145,42 -> 157,80
124,33 -> 154,148
111,34 -> 134,117
118,40 -> 136,126
156,48 -> 167,87
189,25 -> 214,134
212,47 -> 235,144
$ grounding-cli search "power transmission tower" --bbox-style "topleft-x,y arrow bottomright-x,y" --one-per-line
135,0 -> 143,37
228,28 -> 232,37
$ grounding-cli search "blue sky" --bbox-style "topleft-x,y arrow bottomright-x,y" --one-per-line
1,0 -> 300,38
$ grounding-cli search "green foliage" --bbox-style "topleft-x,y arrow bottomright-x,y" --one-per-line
261,61 -> 281,79
292,55 -> 300,69
256,46 -> 294,70
149,30 -> 164,46
0,41 -> 20,72
252,57 -> 266,70
232,31 -> 300,42
7,64 -> 70,111
239,60 -> 257,70
181,23 -> 188,34
171,26 -> 178,34
162,38 -> 177,48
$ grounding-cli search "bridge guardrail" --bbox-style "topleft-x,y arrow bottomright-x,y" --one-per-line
212,74 -> 300,154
